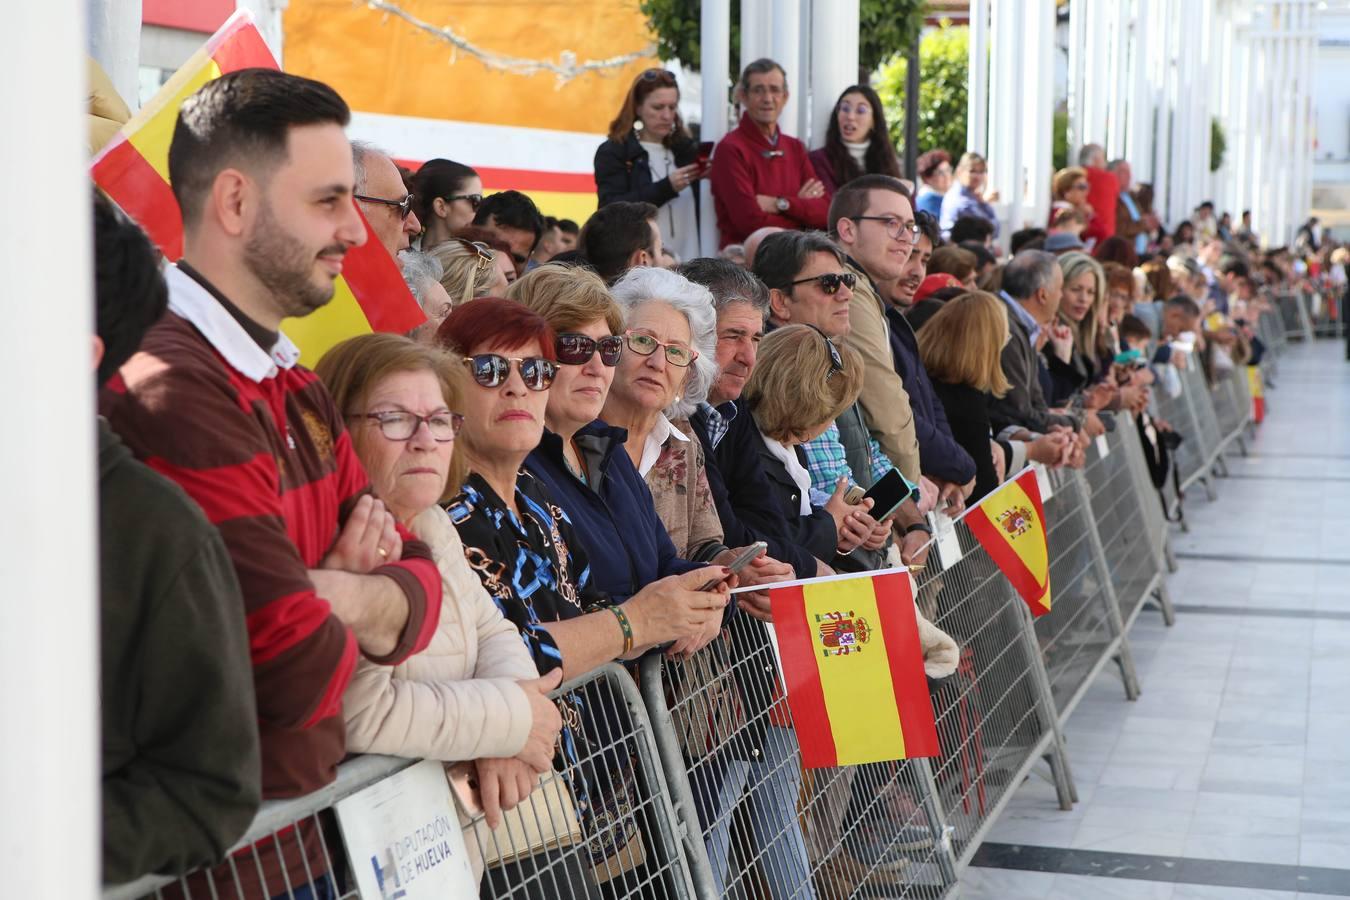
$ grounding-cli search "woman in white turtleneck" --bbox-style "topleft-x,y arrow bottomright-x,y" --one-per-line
808,84 -> 904,200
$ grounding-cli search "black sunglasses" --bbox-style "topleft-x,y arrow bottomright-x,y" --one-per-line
463,354 -> 558,391
556,333 -> 624,367
790,271 -> 857,295
639,68 -> 677,83
804,324 -> 844,380
447,193 -> 483,211
355,191 -> 416,220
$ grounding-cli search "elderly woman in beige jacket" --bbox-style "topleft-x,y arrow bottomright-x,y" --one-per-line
315,333 -> 564,878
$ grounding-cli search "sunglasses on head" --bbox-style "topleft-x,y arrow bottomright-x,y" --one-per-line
355,191 -> 416,220
640,68 -> 677,83
447,193 -> 483,211
790,271 -> 857,295
556,333 -> 624,367
454,238 -> 494,269
804,324 -> 844,380
463,354 -> 558,391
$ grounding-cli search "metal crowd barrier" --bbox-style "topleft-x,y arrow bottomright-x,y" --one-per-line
1275,291 -> 1315,343
104,664 -> 697,900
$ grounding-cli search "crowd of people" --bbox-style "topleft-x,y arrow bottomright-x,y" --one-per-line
96,58 -> 1345,900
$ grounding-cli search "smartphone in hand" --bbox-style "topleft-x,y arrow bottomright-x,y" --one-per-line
698,541 -> 767,591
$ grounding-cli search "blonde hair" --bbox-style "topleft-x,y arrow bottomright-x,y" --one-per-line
917,291 -> 1012,397
1052,166 -> 1088,200
507,263 -> 625,335
1057,251 -> 1108,366
428,239 -> 501,308
743,325 -> 863,442
315,333 -> 469,499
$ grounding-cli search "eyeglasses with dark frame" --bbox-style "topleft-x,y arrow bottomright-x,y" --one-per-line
623,331 -> 698,368
463,354 -> 559,391
851,215 -> 922,241
348,410 -> 463,442
446,193 -> 483,211
556,333 -> 625,367
354,191 -> 417,220
789,271 -> 857,295
804,324 -> 844,381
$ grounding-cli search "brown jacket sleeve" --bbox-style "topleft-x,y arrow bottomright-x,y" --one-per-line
846,269 -> 922,483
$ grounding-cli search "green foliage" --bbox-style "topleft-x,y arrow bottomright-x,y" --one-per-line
1210,118 -> 1226,173
1052,108 -> 1069,171
875,24 -> 969,161
638,0 -> 926,82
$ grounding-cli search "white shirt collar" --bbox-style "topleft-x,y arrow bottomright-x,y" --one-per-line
164,264 -> 301,382
638,413 -> 689,477
759,432 -> 812,517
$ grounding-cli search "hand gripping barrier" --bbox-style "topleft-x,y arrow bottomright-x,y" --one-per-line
103,664 -> 698,900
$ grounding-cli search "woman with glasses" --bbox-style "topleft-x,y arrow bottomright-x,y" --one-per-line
939,151 -> 1000,238
314,333 -> 568,887
1049,166 -> 1095,231
808,84 -> 902,200
399,250 -> 456,342
428,236 -> 508,308
411,158 -> 484,251
600,267 -> 726,566
435,297 -> 731,893
594,68 -> 703,265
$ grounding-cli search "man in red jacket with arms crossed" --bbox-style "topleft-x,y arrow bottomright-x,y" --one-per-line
711,58 -> 830,247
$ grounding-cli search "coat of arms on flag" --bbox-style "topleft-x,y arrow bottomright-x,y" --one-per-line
764,570 -> 939,769
965,467 -> 1053,617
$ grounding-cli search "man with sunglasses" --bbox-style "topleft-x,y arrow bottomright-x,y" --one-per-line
831,178 -> 978,514
352,141 -> 421,256
753,231 -> 932,569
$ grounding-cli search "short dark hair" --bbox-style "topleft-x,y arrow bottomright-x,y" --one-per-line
927,246 -> 978,282
410,158 -> 478,224
556,218 -> 580,236
1118,313 -> 1152,341
168,68 -> 350,227
827,174 -> 913,237
738,58 -> 787,94
752,231 -> 845,293
542,216 -> 559,232
578,201 -> 658,284
1165,295 -> 1202,318
914,210 -> 941,248
959,240 -> 997,271
678,257 -> 771,313
472,190 -> 544,243
1093,235 -> 1139,268
949,215 -> 995,245
1010,227 -> 1048,256
1218,256 -> 1250,278
94,193 -> 168,386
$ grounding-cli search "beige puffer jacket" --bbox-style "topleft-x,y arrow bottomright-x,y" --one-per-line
342,505 -> 537,762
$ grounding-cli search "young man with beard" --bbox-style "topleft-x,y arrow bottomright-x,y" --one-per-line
101,69 -> 443,898
829,177 -> 976,511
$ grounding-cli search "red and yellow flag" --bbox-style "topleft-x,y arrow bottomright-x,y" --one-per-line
1247,365 -> 1265,423
90,10 -> 424,366
769,570 -> 939,769
966,468 -> 1052,617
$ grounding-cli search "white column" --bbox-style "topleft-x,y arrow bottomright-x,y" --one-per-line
987,0 -> 1014,223
739,0 -> 769,73
808,0 -> 859,154
1006,0 -> 1028,235
2,1 -> 99,898
769,0 -> 802,141
1107,0 -> 1131,160
967,0 -> 991,156
86,0 -> 142,109
1024,0 -> 1056,232
795,0 -> 814,144
1151,0 -> 1175,224
1127,0 -> 1154,184
700,0 -> 731,254
1066,0 -> 1087,155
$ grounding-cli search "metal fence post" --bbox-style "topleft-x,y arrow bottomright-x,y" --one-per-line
1071,468 -> 1142,702
1013,597 -> 1078,809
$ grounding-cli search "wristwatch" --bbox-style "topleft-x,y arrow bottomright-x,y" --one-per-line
775,196 -> 790,213
903,521 -> 933,537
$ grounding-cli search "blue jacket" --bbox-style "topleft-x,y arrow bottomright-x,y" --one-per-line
885,304 -> 978,485
525,421 -> 702,603
690,402 -> 822,578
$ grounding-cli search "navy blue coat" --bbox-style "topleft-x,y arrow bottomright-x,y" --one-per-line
525,422 -> 702,603
885,304 -> 977,485
690,401 -> 831,578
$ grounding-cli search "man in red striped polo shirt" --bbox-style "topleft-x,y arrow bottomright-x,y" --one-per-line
101,68 -> 442,898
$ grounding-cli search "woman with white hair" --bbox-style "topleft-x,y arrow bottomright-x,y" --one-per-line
399,250 -> 455,341
600,266 -> 722,561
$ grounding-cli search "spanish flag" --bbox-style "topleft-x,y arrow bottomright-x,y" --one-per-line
966,467 -> 1052,617
90,10 -> 424,366
1247,365 -> 1265,423
768,570 -> 939,769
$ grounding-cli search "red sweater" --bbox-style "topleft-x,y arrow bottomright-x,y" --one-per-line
101,269 -> 442,800
710,113 -> 829,247
1082,166 -> 1119,245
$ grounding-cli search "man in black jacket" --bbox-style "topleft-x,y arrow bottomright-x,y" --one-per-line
94,195 -> 260,885
679,258 -> 833,578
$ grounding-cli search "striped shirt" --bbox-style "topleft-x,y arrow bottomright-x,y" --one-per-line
101,263 -> 442,799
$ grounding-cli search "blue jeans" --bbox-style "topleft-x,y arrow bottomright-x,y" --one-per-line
703,727 -> 815,899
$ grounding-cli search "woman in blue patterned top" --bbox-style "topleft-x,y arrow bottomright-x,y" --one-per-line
436,298 -> 730,891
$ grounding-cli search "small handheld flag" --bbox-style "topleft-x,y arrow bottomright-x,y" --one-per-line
90,10 -> 425,365
766,570 -> 939,769
965,467 -> 1052,617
